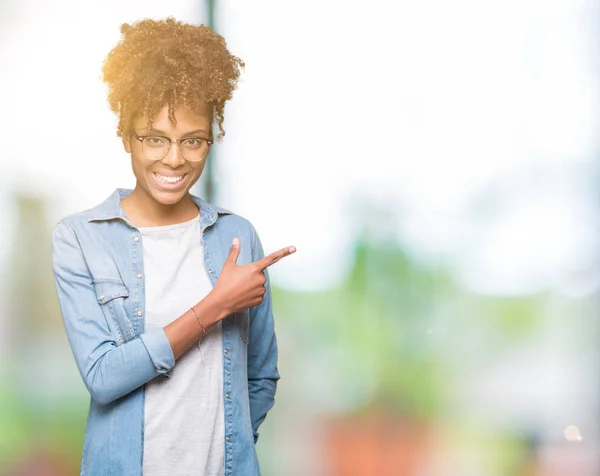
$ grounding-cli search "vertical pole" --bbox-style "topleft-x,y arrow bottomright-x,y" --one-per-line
204,0 -> 216,203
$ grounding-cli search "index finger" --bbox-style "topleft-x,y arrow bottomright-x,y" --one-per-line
254,246 -> 296,271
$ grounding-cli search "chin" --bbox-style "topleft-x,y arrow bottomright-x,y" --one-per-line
148,186 -> 189,205
150,189 -> 189,206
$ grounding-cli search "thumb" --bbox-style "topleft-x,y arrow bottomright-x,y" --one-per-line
226,237 -> 241,265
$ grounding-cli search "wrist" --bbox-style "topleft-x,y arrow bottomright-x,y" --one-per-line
202,290 -> 232,323
190,306 -> 207,337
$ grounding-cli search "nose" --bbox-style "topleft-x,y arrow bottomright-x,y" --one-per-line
160,141 -> 186,168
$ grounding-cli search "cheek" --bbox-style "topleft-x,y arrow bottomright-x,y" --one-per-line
191,162 -> 206,179
131,158 -> 144,176
130,155 -> 152,181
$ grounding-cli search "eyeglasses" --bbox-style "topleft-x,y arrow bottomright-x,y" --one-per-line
134,132 -> 213,162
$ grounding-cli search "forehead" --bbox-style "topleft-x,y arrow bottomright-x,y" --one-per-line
134,104 -> 212,133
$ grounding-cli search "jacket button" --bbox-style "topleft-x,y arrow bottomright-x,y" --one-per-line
133,236 -> 139,242
98,295 -> 105,301
224,349 -> 229,355
137,273 -> 143,279
225,393 -> 230,399
137,310 -> 143,317
226,437 -> 231,442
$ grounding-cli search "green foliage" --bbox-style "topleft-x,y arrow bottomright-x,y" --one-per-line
472,296 -> 543,341
273,235 -> 455,419
0,375 -> 87,471
272,232 -> 544,421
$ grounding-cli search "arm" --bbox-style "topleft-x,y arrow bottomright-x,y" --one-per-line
247,227 -> 281,443
52,222 -> 225,405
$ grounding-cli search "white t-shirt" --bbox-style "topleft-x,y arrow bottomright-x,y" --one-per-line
139,214 -> 225,476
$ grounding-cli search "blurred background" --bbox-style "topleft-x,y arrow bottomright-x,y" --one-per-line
1,0 -> 599,474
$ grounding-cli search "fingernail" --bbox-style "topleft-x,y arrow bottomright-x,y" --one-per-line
233,237 -> 239,246
289,246 -> 296,253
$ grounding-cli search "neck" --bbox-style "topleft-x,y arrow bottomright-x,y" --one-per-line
122,186 -> 199,227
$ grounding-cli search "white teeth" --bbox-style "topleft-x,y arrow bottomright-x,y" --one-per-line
155,173 -> 184,184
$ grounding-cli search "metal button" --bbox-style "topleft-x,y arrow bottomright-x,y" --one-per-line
226,436 -> 231,442
133,236 -> 139,242
137,310 -> 143,317
225,393 -> 230,399
98,295 -> 105,301
224,349 -> 229,355
208,269 -> 214,275
137,273 -> 143,279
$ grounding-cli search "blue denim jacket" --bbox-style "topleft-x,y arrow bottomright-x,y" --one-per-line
52,188 -> 279,476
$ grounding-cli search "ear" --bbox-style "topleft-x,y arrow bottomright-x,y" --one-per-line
122,134 -> 132,153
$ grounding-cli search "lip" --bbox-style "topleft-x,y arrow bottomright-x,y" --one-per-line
152,172 -> 188,192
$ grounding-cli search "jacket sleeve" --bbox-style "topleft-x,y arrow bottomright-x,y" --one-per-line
52,221 -> 176,405
247,225 -> 281,443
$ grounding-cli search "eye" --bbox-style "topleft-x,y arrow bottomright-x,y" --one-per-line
183,138 -> 204,149
144,136 -> 167,147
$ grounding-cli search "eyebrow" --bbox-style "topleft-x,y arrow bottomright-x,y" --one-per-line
143,128 -> 210,137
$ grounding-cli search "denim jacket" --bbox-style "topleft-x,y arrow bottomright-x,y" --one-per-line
52,188 -> 280,476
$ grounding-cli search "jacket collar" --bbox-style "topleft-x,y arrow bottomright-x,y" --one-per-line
87,188 -> 232,230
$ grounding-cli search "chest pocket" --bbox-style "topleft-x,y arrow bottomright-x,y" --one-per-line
94,280 -> 135,345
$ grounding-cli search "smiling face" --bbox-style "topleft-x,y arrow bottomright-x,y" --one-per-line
123,104 -> 212,207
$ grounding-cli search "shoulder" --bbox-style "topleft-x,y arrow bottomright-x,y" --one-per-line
54,188 -> 124,234
55,208 -> 93,231
52,206 -> 102,244
205,204 -> 264,256
213,209 -> 260,242
215,209 -> 254,230
52,209 -> 93,246
199,197 -> 258,237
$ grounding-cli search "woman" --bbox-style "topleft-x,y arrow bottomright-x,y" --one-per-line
52,18 -> 295,476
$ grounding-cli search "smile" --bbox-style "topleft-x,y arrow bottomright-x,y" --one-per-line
153,173 -> 185,184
